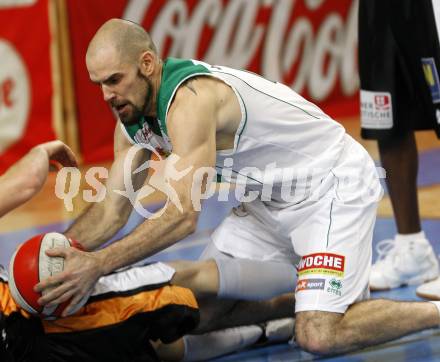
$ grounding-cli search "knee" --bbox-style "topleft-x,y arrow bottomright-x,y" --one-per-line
295,313 -> 340,356
169,259 -> 219,297
295,329 -> 333,356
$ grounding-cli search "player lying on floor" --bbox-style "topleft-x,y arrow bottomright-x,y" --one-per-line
1,258 -> 294,362
0,262 -> 200,361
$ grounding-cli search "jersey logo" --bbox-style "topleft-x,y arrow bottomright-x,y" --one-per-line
374,95 -> 390,110
360,90 -> 393,129
134,122 -> 154,144
297,252 -> 345,277
422,58 -> 440,103
132,122 -> 172,157
295,278 -> 325,292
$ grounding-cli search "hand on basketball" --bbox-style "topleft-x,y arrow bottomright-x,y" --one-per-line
34,246 -> 104,317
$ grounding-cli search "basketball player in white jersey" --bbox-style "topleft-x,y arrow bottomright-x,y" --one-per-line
35,19 -> 440,356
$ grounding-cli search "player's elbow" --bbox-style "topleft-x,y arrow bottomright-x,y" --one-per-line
181,210 -> 198,235
102,202 -> 131,232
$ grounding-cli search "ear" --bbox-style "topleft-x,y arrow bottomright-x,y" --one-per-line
139,51 -> 155,77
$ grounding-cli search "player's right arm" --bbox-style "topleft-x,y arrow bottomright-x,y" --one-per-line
0,140 -> 77,218
65,123 -> 150,250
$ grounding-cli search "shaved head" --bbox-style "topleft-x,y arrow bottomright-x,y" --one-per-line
86,19 -> 160,124
87,18 -> 156,65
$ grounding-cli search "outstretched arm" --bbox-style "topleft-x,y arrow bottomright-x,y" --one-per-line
36,79 -> 218,315
64,124 -> 150,250
0,140 -> 77,218
97,83 -> 217,271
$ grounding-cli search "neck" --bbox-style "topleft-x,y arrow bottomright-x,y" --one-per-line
145,59 -> 163,118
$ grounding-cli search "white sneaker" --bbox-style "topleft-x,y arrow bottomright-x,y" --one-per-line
370,237 -> 439,290
416,276 -> 440,300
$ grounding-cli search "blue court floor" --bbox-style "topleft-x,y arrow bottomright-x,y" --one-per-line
1,147 -> 440,361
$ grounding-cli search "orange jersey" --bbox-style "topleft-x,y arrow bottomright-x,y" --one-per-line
0,263 -> 199,362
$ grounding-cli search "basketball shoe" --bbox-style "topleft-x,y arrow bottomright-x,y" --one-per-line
369,232 -> 439,290
416,276 -> 440,300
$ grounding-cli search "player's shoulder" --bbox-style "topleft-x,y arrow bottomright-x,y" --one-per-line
171,75 -> 221,111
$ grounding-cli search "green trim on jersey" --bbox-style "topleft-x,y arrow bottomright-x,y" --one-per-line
234,90 -> 248,151
157,58 -> 211,136
121,58 -> 210,143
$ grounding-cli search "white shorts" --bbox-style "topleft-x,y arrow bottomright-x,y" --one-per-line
211,136 -> 382,313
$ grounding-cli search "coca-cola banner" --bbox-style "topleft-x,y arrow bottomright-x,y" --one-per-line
0,0 -> 55,173
68,0 -> 359,163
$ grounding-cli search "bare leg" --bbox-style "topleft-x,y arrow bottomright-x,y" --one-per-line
195,293 -> 294,334
295,299 -> 439,355
378,132 -> 420,233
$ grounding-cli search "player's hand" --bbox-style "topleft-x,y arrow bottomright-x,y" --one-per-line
34,247 -> 105,317
34,140 -> 78,168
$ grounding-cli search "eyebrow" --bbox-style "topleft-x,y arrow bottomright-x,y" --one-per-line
91,73 -> 121,85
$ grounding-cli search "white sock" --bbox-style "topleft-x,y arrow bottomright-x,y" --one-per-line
264,318 -> 295,342
182,325 -> 263,362
395,231 -> 426,243
430,301 -> 440,326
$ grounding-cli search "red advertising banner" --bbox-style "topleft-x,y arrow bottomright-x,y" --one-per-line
0,0 -> 56,173
68,0 -> 359,163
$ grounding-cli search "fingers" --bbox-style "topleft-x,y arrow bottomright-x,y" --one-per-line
37,280 -> 75,306
34,270 -> 68,294
33,249 -> 99,315
62,290 -> 89,317
35,247 -> 77,292
41,140 -> 78,168
53,146 -> 78,168
45,246 -> 69,258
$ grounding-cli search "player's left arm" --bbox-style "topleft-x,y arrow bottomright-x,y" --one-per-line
99,80 -> 218,268
36,79 -> 218,315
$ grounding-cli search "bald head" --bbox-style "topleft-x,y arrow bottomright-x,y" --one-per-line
87,18 -> 156,65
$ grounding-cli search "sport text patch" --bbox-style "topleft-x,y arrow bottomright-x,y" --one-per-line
296,278 -> 326,292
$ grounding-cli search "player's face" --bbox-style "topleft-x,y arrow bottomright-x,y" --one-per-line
87,52 -> 154,125
106,68 -> 153,125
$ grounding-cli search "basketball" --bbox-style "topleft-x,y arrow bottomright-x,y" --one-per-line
8,232 -> 86,319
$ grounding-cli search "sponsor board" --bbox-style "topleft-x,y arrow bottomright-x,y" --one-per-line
67,0 -> 359,162
0,40 -> 30,154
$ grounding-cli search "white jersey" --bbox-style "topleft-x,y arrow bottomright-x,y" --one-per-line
203,62 -> 347,203
122,58 -> 348,204
120,59 -> 382,315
